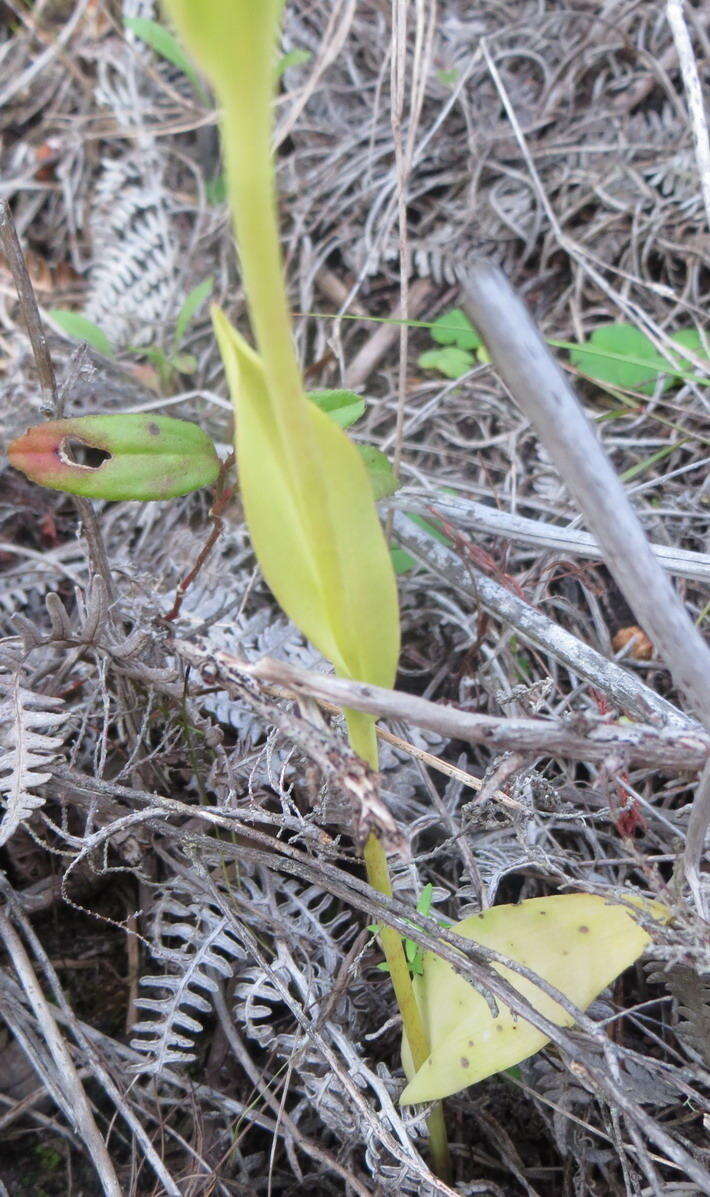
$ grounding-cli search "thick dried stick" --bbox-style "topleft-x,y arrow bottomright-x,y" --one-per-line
0,200 -> 58,412
666,0 -> 710,230
0,912 -> 122,1197
460,261 -> 710,910
246,654 -> 709,771
397,490 -> 710,586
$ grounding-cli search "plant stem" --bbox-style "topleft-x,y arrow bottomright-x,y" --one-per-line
203,4 -> 451,1175
363,833 -> 450,1179
352,715 -> 451,1181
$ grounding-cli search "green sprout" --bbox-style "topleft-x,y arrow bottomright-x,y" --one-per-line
50,275 -> 214,392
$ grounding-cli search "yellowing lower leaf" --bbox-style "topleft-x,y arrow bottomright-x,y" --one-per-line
212,307 -> 399,692
401,894 -> 665,1104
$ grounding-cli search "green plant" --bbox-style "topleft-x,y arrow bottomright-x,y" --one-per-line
276,47 -> 312,77
9,3 -> 670,1178
401,894 -> 666,1104
314,306 -> 707,392
163,0 -> 450,1173
371,883 -> 448,977
48,310 -> 114,358
8,388 -> 393,503
418,307 -> 489,379
8,413 -> 219,500
124,15 -> 203,93
50,275 -> 214,391
568,322 -> 708,395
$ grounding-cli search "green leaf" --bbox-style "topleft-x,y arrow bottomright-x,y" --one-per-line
669,327 -> 710,369
212,309 -> 400,693
171,352 -> 198,374
49,311 -> 113,358
430,308 -> 481,350
417,883 -> 434,917
671,328 -> 703,354
205,171 -> 226,205
174,276 -> 214,347
357,445 -> 398,500
400,893 -> 665,1104
8,414 -> 220,501
418,346 -> 474,379
276,48 -> 312,78
436,68 -> 460,87
391,546 -> 416,574
406,512 -> 451,547
568,323 -> 708,395
391,514 -> 451,574
308,389 -> 365,429
124,17 -> 200,89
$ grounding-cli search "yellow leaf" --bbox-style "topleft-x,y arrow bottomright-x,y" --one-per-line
401,894 -> 665,1104
213,308 -> 400,691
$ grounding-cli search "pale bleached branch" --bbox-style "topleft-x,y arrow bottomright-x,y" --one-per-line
666,0 -> 710,230
395,489 -> 710,586
460,260 -> 710,910
245,654 -> 709,771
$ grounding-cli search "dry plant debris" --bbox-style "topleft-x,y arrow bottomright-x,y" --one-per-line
0,2 -> 709,1194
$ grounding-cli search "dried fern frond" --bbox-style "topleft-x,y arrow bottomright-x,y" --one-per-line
84,158 -> 180,349
0,671 -> 69,847
130,891 -> 244,1074
648,962 -> 710,1067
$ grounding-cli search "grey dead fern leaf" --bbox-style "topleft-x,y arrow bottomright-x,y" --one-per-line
130,891 -> 244,1074
648,962 -> 710,1067
0,670 -> 69,847
88,1 -> 181,349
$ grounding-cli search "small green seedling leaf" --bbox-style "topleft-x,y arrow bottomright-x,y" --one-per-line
174,276 -> 214,348
276,48 -> 312,78
170,352 -> 198,375
401,893 -> 666,1104
308,389 -> 365,429
49,310 -> 113,358
430,308 -> 481,350
358,445 -> 398,500
124,17 -> 200,89
392,512 -> 452,573
669,328 -> 710,370
418,346 -> 474,379
405,884 -> 435,974
391,546 -> 415,573
569,323 -> 708,396
372,884 -> 441,977
206,171 -> 226,205
9,414 -> 220,500
436,68 -> 460,87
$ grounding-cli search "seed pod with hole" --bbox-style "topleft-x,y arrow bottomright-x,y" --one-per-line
8,414 -> 220,500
